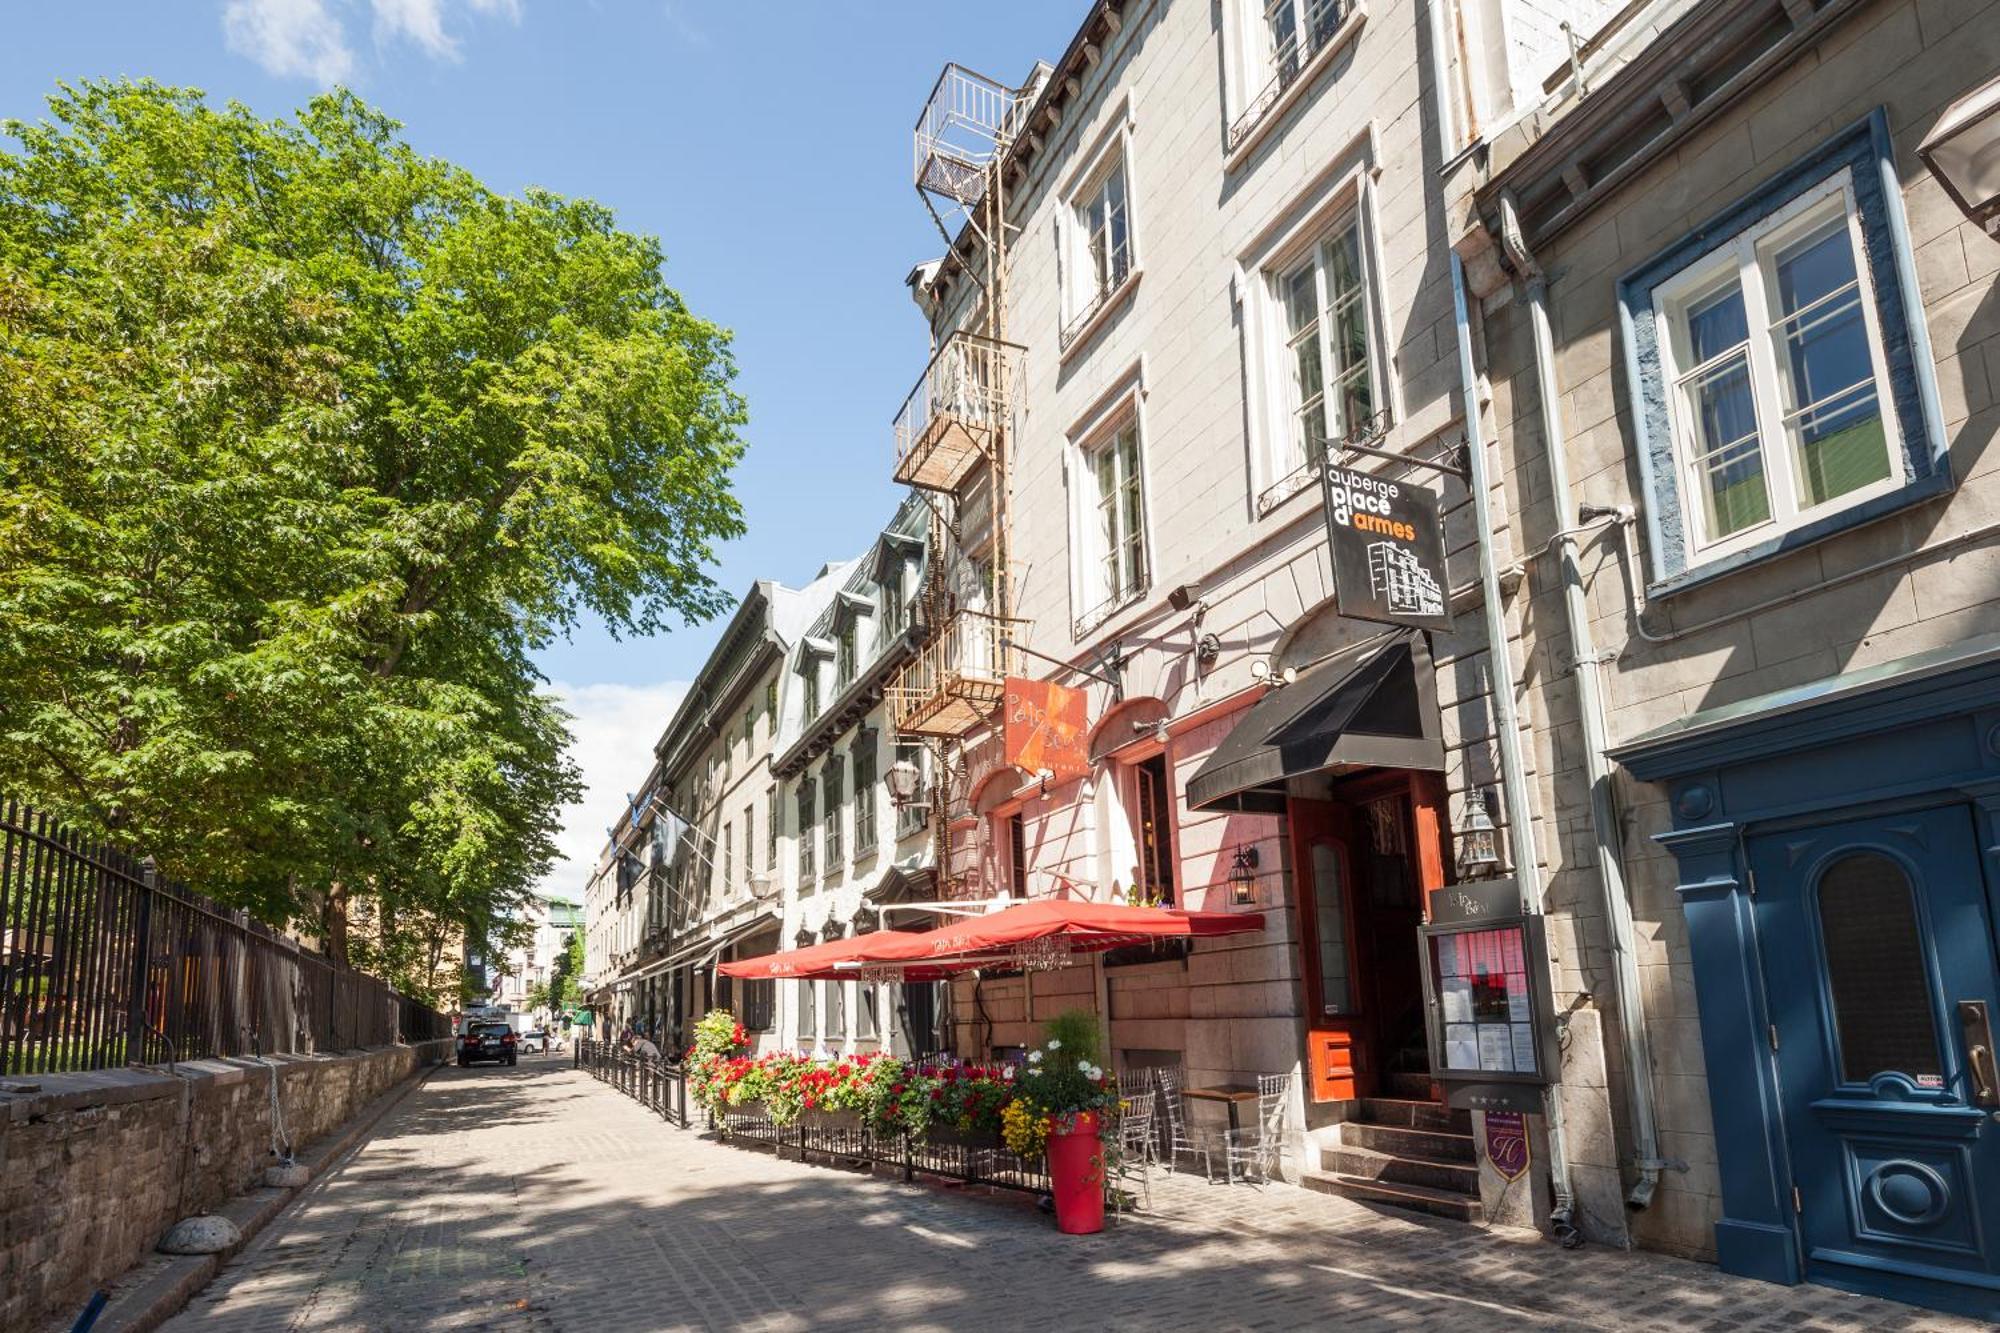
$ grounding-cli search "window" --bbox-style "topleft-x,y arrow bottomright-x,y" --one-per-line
743,806 -> 755,887
1817,852 -> 1940,1084
798,779 -> 816,880
802,663 -> 820,721
858,984 -> 878,1042
1135,754 -> 1176,906
828,976 -> 847,1046
837,618 -> 857,688
1230,0 -> 1354,153
1078,418 -> 1148,620
741,977 -> 775,1033
854,735 -> 878,856
879,567 -> 905,651
1273,214 -> 1377,479
1008,813 -> 1028,897
1619,116 -> 1943,588
822,756 -> 844,871
1654,178 -> 1902,562
1309,842 -> 1351,1013
766,787 -> 778,869
722,821 -> 733,890
798,973 -> 816,1043
765,679 -> 778,729
1063,153 -> 1133,348
745,705 -> 755,747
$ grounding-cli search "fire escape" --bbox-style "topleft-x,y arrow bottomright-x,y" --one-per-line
889,64 -> 1031,895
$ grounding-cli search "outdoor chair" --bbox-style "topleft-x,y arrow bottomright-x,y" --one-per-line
1151,1066 -> 1216,1181
1114,1090 -> 1157,1211
1220,1071 -> 1296,1186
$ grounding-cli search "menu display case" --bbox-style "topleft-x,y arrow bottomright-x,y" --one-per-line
1417,879 -> 1561,1113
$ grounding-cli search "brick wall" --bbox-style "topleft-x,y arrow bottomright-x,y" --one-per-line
0,1040 -> 449,1330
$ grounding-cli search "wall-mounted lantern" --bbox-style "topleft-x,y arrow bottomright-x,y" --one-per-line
1457,788 -> 1501,878
886,757 -> 923,807
1229,844 -> 1260,906
1919,73 -> 2000,237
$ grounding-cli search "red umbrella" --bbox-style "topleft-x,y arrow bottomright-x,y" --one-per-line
716,930 -> 924,981
843,898 -> 1265,976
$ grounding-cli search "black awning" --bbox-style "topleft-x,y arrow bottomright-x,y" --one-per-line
1185,632 -> 1445,813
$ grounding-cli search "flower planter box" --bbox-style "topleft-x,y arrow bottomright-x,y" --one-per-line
801,1107 -> 867,1134
923,1122 -> 1003,1151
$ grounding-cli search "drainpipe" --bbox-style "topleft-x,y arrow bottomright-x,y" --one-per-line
1449,248 -> 1578,1239
1506,195 -> 1665,1211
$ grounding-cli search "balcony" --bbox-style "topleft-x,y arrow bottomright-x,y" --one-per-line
914,63 -> 1017,206
892,331 -> 1023,493
887,608 -> 1024,738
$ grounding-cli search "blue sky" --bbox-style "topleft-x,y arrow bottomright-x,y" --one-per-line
2,0 -> 1080,894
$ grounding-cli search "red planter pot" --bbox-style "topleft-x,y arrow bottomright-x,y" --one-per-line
1046,1111 -> 1106,1235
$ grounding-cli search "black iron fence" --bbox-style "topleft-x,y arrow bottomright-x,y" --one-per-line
575,1039 -> 1053,1196
0,798 -> 452,1077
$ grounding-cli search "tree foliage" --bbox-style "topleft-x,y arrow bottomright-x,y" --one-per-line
548,928 -> 583,1016
0,81 -> 745,975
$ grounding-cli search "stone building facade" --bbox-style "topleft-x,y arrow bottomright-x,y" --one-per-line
1446,0 -> 2000,1316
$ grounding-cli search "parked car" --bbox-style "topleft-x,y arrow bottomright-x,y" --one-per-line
458,1022 -> 517,1067
518,1029 -> 549,1054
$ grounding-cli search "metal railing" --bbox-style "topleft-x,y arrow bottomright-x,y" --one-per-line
886,608 -> 1026,737
892,331 -> 1023,492
576,1038 -> 689,1128
1228,0 -> 1355,152
915,63 -> 1017,203
579,1036 -> 1054,1196
0,798 -> 452,1076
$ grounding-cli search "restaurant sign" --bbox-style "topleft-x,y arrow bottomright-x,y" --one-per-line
1004,677 -> 1091,786
1319,464 -> 1451,631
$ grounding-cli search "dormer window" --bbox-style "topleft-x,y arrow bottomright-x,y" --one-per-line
834,591 -> 874,689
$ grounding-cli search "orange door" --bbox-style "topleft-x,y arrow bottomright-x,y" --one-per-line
1291,799 -> 1368,1102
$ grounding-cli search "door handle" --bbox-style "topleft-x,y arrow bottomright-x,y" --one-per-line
1957,1001 -> 2000,1109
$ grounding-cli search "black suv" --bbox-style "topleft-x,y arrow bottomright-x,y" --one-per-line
458,1022 -> 517,1067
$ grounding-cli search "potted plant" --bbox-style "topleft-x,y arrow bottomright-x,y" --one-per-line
1000,1010 -> 1120,1234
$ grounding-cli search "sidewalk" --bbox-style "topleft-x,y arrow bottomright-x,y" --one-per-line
161,1057 -> 1971,1331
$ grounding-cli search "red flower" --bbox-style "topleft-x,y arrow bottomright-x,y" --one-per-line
892,1083 -> 906,1095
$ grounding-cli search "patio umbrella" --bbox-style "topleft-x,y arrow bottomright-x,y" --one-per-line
715,929 -> 927,981
835,898 -> 1266,978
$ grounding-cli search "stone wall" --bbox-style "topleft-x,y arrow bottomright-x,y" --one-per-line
0,1040 -> 449,1331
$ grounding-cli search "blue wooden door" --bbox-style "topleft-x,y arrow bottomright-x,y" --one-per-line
1750,804 -> 2000,1318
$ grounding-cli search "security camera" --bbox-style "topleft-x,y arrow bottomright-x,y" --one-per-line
1167,583 -> 1203,613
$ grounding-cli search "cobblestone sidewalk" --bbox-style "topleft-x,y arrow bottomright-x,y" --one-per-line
162,1059 -> 1973,1332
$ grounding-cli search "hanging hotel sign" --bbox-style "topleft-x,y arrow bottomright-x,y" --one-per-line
1004,677 -> 1091,787
1320,464 -> 1451,631
1483,1110 -> 1531,1182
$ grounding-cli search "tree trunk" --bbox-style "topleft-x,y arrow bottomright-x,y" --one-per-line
321,881 -> 350,967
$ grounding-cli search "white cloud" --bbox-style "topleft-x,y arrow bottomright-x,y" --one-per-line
223,0 -> 356,85
541,679 -> 689,901
220,0 -> 522,83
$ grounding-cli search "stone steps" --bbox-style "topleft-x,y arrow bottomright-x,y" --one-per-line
1324,1143 -> 1480,1194
1302,1170 -> 1486,1222
1338,1119 -> 1477,1163
1355,1097 -> 1469,1134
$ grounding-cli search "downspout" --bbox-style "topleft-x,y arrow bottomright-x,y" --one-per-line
1503,193 -> 1666,1211
1449,248 -> 1578,1241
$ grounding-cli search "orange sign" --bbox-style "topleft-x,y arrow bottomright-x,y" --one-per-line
1004,677 -> 1090,787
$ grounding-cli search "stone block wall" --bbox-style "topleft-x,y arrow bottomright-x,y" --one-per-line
0,1040 -> 449,1331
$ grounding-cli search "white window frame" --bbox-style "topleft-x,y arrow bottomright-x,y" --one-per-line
1065,363 -> 1155,634
1651,170 -> 1905,567
1057,98 -> 1140,356
1239,165 -> 1389,512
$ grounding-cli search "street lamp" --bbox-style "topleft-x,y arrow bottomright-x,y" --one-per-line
1919,72 -> 2000,237
1457,788 -> 1502,878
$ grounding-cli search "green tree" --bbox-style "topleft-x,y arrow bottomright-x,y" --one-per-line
548,928 -> 584,1016
0,81 -> 744,961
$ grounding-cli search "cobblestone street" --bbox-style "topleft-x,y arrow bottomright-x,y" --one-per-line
162,1058 -> 1978,1333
